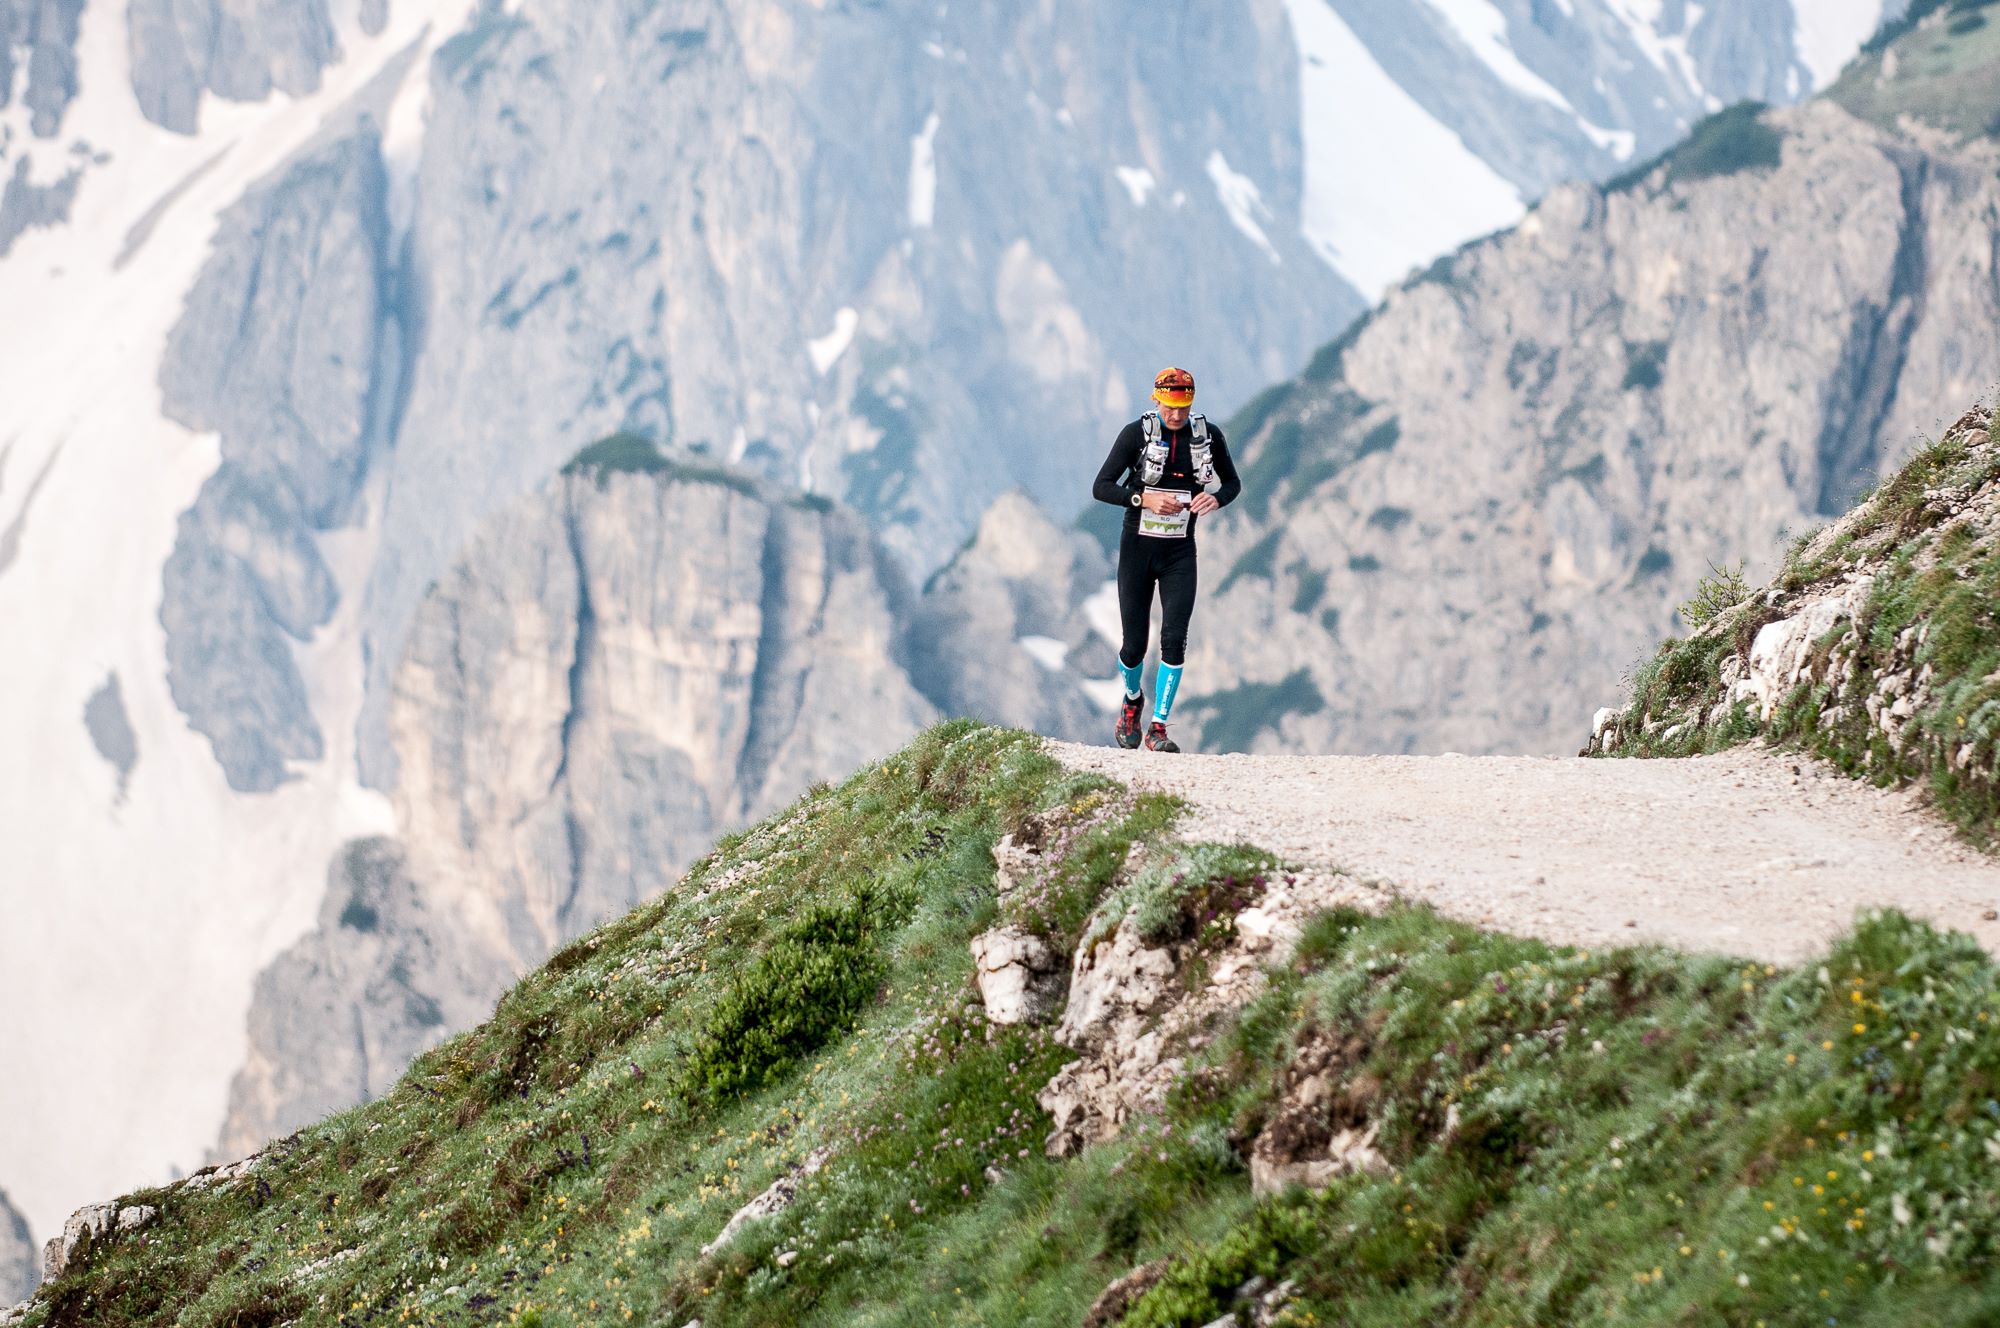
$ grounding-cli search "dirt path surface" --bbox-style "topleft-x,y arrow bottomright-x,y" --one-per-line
1048,742 -> 2000,964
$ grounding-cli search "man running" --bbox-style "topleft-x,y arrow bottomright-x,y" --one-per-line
1091,366 -> 1242,752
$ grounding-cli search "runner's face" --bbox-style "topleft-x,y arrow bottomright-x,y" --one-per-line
1160,403 -> 1191,429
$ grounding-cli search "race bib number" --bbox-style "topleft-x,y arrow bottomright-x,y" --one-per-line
1137,488 -> 1191,538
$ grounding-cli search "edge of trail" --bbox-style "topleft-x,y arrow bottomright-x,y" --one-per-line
1047,740 -> 2000,964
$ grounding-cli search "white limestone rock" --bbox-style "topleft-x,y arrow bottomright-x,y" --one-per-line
701,1147 -> 833,1256
969,926 -> 1062,1025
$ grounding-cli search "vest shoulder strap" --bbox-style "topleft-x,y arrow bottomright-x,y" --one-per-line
1141,411 -> 1161,445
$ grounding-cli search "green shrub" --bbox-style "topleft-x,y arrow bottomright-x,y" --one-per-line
1677,559 -> 1751,629
683,890 -> 891,1102
1605,103 -> 1782,193
1084,842 -> 1280,952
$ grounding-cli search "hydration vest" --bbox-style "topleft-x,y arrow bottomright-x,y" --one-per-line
1139,412 -> 1221,493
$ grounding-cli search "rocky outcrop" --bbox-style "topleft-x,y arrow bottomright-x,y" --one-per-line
387,458 -> 937,968
700,1146 -> 832,1257
1039,865 -> 1375,1157
0,0 -> 84,138
1082,1259 -> 1169,1328
158,128 -> 394,791
907,492 -> 1114,740
1190,99 -> 2000,759
1588,403 -> 1999,811
38,1200 -> 157,1284
214,837 -> 510,1161
0,1187 -> 34,1306
126,0 -> 341,134
969,925 -> 1063,1026
1246,1029 -> 1389,1197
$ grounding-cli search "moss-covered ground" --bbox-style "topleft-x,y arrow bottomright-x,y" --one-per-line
20,720 -> 2000,1326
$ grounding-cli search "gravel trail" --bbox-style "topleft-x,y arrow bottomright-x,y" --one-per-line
1048,742 -> 2000,964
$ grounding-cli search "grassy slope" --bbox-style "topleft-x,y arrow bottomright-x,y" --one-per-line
24,721 -> 2000,1327
1607,404 -> 2000,844
1827,0 -> 2000,142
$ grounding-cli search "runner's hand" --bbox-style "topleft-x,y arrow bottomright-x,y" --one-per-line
1188,493 -> 1220,515
1142,492 -> 1187,514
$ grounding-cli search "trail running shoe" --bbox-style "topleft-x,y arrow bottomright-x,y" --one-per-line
1115,693 -> 1146,749
1143,721 -> 1180,753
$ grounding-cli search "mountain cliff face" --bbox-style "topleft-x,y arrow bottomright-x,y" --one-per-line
218,451 -> 943,1151
1178,95 -> 2000,757
0,0 -> 1909,1242
1591,401 -> 1999,842
908,491 -> 1115,744
0,1188 -> 33,1307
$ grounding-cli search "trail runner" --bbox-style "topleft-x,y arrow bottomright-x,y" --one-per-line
1091,366 -> 1242,752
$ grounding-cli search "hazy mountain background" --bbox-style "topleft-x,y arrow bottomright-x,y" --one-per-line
0,0 -> 1924,1264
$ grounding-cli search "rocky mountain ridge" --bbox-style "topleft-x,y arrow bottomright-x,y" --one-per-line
215,444 -> 1116,1155
1589,400 -> 2000,843
0,1190 -> 32,1308
0,0 -> 1919,1246
17,722 -> 2000,1326
1165,92 -> 2000,759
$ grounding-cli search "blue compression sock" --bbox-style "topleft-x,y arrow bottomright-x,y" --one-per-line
1118,655 -> 1143,699
1154,662 -> 1184,721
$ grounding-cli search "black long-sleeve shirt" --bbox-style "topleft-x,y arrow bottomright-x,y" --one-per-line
1092,417 -> 1242,538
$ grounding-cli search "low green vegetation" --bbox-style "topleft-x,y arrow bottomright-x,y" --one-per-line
1834,0 -> 2000,142
1678,560 -> 1752,630
562,433 -> 761,496
28,716 -> 2000,1326
1605,103 -> 1783,194
1603,405 -> 2000,846
1219,529 -> 1284,593
1112,904 -> 2000,1327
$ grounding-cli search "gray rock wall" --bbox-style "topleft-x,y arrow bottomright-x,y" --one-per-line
158,129 -> 392,791
908,491 -> 1112,742
388,459 -> 939,967
213,837 -> 511,1162
126,0 -> 341,133
0,0 -> 84,138
1183,101 -> 2000,758
0,1186 -> 34,1306
349,0 -> 1364,785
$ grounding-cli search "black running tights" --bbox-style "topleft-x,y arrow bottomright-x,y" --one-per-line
1116,532 -> 1198,669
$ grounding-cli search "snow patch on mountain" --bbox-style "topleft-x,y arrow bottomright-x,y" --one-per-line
808,307 -> 859,376
1422,0 -> 1574,111
1115,165 -> 1156,207
1018,635 -> 1070,671
1204,149 -> 1280,265
908,110 -> 940,229
1281,0 -> 1523,297
0,0 -> 463,1245
1794,0 -> 1888,89
1605,0 -> 1712,106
